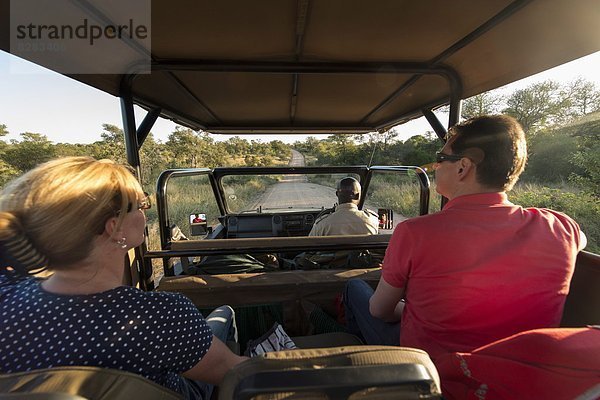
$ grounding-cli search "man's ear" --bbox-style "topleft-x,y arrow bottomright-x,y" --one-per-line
457,158 -> 474,178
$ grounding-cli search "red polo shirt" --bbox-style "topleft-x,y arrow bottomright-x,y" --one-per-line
382,192 -> 583,359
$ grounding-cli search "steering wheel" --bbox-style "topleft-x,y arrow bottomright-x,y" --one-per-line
315,203 -> 337,221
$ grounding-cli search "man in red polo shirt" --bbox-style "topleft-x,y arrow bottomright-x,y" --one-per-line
343,115 -> 586,360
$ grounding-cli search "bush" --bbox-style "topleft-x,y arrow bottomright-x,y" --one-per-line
522,132 -> 583,182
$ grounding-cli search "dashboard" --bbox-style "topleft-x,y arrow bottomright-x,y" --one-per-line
224,212 -> 321,238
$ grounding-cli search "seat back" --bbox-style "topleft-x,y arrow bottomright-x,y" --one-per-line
561,251 -> 600,327
0,394 -> 87,400
219,346 -> 441,400
0,367 -> 181,400
157,268 -> 381,308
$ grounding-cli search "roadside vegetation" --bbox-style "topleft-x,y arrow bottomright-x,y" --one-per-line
0,124 -> 291,189
1,78 -> 598,252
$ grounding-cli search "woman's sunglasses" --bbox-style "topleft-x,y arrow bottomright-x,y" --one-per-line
126,192 -> 151,213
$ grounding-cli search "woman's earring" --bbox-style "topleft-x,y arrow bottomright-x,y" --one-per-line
116,237 -> 127,249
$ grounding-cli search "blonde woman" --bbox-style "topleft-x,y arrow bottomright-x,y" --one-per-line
0,157 -> 246,399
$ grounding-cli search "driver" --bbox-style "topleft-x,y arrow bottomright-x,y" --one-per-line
309,177 -> 379,236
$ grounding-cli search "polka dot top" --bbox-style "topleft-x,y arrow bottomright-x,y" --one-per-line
0,277 -> 213,394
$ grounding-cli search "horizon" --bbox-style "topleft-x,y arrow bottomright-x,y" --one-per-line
1,50 -> 599,145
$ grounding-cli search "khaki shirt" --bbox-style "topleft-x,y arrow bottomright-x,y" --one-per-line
309,203 -> 379,236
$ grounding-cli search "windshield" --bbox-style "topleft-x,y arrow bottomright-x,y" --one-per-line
221,173 -> 361,213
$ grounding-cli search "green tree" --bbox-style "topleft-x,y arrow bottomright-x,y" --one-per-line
461,92 -> 504,120
140,133 -> 169,186
0,124 -> 8,153
196,132 -> 225,168
400,134 -> 438,166
91,124 -> 127,163
293,137 -> 320,157
563,78 -> 600,117
3,132 -> 56,172
224,136 -> 250,156
165,127 -> 203,167
503,80 -> 569,135
165,127 -> 227,168
322,134 -> 359,165
0,159 -> 20,188
269,140 -> 291,159
0,125 -> 20,187
54,143 -> 94,158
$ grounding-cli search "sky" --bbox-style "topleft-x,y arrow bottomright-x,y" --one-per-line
1,50 -> 599,145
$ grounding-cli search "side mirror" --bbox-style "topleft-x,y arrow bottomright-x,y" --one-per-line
189,213 -> 208,236
378,208 -> 394,230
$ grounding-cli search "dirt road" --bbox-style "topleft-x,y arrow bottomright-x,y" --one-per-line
252,150 -> 336,210
288,149 -> 305,167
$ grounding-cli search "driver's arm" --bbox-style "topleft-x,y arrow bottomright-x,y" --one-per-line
369,277 -> 405,322
309,219 -> 324,236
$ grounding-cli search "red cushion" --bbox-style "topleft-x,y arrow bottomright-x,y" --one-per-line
435,327 -> 600,400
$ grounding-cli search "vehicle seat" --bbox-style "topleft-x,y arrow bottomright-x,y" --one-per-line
560,251 -> 600,327
0,366 -> 182,400
0,395 -> 87,400
219,345 -> 441,400
435,327 -> 600,400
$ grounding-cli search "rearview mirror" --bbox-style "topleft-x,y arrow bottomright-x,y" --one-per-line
189,213 -> 208,236
378,208 -> 394,230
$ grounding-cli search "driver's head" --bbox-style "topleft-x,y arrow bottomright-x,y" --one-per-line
336,177 -> 361,204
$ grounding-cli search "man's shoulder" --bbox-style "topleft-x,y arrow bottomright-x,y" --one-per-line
522,206 -> 580,231
385,211 -> 448,239
525,206 -> 572,219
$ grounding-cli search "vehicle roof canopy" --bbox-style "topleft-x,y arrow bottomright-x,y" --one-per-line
1,0 -> 598,134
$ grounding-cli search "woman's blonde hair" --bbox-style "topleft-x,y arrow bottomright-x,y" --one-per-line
0,156 -> 143,273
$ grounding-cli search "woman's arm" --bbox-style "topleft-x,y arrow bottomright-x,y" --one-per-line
182,335 -> 249,384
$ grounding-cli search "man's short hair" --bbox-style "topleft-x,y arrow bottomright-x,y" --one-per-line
448,115 -> 527,191
336,177 -> 361,203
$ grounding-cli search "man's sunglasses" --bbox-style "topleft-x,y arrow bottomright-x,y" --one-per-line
435,152 -> 464,163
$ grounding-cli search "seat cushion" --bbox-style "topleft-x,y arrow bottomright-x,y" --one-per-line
219,345 -> 441,399
0,366 -> 182,400
435,327 -> 600,400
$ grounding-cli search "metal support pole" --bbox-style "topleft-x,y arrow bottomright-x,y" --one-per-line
120,94 -> 141,172
136,107 -> 161,149
439,95 -> 463,209
120,92 -> 154,291
448,97 -> 462,130
422,109 -> 447,141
